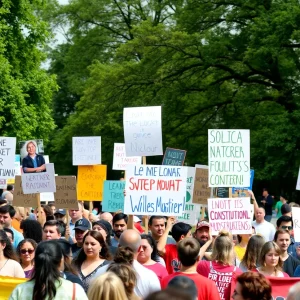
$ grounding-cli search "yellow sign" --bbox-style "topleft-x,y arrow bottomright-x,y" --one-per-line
0,276 -> 27,300
77,165 -> 106,201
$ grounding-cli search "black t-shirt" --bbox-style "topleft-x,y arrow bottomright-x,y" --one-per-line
283,255 -> 300,277
71,244 -> 82,258
263,195 -> 273,215
64,272 -> 84,289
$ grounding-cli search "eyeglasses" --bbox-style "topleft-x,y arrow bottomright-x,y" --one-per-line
281,226 -> 293,230
20,249 -> 34,255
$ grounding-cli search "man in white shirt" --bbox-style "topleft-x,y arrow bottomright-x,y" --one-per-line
252,207 -> 275,241
94,229 -> 161,298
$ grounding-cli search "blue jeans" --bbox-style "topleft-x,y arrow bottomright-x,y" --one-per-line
264,215 -> 272,222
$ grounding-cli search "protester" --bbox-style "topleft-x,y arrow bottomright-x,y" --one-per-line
137,234 -> 168,282
88,272 -> 129,300
73,230 -> 111,292
234,233 -> 252,264
95,229 -> 161,298
193,220 -> 210,246
42,220 -> 62,240
12,207 -> 24,233
287,282 -> 300,300
252,208 -> 275,242
92,219 -> 112,246
197,230 -> 241,300
111,213 -> 128,249
0,205 -> 24,248
149,216 -> 175,244
275,195 -> 287,218
281,203 -> 292,217
99,212 -> 113,225
36,204 -> 54,226
20,219 -> 42,243
17,239 -> 37,278
22,140 -> 46,173
145,288 -> 194,300
49,203 -> 56,215
257,241 -> 289,277
1,185 -> 14,201
9,240 -> 87,300
157,218 -> 192,274
162,237 -> 220,299
69,203 -> 84,239
4,228 -> 14,244
54,209 -> 66,222
239,235 -> 265,272
167,276 -> 198,300
261,188 -> 273,222
71,218 -> 91,256
232,272 -> 272,300
274,229 -> 300,277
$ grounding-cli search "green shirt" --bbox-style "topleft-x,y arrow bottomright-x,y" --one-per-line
275,201 -> 283,218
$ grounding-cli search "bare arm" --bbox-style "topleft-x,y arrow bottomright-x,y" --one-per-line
157,217 -> 175,256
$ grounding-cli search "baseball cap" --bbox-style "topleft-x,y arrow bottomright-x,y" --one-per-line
93,220 -> 112,236
133,216 -> 142,223
74,218 -> 91,231
196,221 -> 210,230
54,209 -> 66,216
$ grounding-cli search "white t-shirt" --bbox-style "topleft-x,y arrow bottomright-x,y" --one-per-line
252,220 -> 276,241
94,260 -> 161,298
0,259 -> 25,278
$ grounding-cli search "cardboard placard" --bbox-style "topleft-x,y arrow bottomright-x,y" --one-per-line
192,166 -> 211,205
208,129 -> 250,187
102,180 -> 125,212
54,176 -> 78,209
112,143 -> 141,170
162,147 -> 186,166
13,176 -> 38,207
77,165 -> 106,201
72,136 -> 101,165
124,164 -> 187,216
123,106 -> 163,157
0,137 -> 16,179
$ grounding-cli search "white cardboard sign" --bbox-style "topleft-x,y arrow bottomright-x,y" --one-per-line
293,207 -> 300,242
0,137 -> 16,179
72,137 -> 101,165
296,167 -> 300,190
112,143 -> 141,170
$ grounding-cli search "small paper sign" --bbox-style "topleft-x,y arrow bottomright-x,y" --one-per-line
112,143 -> 141,170
54,176 -> 78,209
162,148 -> 186,166
102,180 -> 125,212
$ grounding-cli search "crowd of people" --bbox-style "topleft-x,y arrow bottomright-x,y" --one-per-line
0,187 -> 300,299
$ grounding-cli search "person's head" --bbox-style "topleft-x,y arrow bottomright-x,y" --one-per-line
177,237 -> 200,267
33,241 -> 64,300
280,195 -> 287,203
3,228 -> 14,243
262,188 -> 269,197
276,215 -> 293,234
148,216 -> 166,240
54,209 -> 66,222
88,272 -> 128,300
20,219 -> 43,243
43,220 -> 62,241
69,203 -> 83,222
289,202 -> 300,208
137,234 -> 160,264
287,282 -> 300,300
281,203 -> 292,217
13,207 -> 25,221
17,239 -> 37,266
119,229 -> 141,256
37,205 -> 54,223
74,218 -> 91,245
113,213 -> 128,239
211,230 -> 234,265
0,205 -> 15,227
171,222 -> 192,242
6,185 -> 13,192
26,141 -> 37,155
255,207 -> 265,223
241,235 -> 265,270
0,229 -> 18,261
259,241 -> 283,271
145,288 -> 194,300
168,276 -> 198,300
100,212 -> 113,225
49,203 -> 56,215
232,272 -> 272,300
194,221 -> 210,246
274,229 -> 291,253
92,220 -> 112,241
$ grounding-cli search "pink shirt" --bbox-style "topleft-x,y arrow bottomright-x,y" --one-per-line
143,262 -> 169,283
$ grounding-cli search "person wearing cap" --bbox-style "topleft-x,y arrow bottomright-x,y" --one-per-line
194,221 -> 210,247
134,216 -> 144,234
281,203 -> 292,217
71,218 -> 91,257
275,195 -> 287,218
54,209 -> 66,222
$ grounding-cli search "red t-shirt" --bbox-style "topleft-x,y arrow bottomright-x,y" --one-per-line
252,268 -> 290,277
163,244 -> 180,274
143,263 -> 169,284
161,272 -> 221,300
197,261 -> 241,300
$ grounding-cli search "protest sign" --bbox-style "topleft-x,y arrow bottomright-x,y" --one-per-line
177,203 -> 201,225
123,106 -> 163,157
232,169 -> 255,197
192,166 -> 211,205
162,148 -> 186,166
13,176 -> 38,207
21,164 -> 56,194
215,187 -> 230,198
124,164 -> 187,216
297,167 -> 300,190
292,207 -> 300,242
112,143 -> 141,170
102,180 -> 126,212
72,137 -> 101,165
186,167 -> 195,203
0,137 -> 16,179
54,176 -> 78,209
208,129 -> 250,187
77,165 -> 106,201
208,197 -> 252,235
40,192 -> 54,203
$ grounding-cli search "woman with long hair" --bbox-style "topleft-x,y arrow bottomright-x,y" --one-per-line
36,204 -> 54,226
197,230 -> 242,300
234,233 -> 252,264
20,219 -> 43,243
257,241 -> 289,277
239,235 -> 265,272
0,230 -> 24,278
137,234 -> 168,282
9,240 -> 87,300
73,230 -> 111,292
16,239 -> 37,278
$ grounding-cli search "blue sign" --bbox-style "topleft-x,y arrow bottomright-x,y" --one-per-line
232,170 -> 254,196
102,180 -> 125,212
162,147 -> 186,166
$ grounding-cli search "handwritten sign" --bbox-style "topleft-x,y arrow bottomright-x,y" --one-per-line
208,129 -> 250,187
13,176 -> 38,207
123,106 -> 163,157
162,148 -> 186,166
72,136 -> 101,165
21,164 -> 56,194
113,143 -> 141,170
193,166 -> 211,205
0,137 -> 16,179
215,187 -> 230,198
124,164 -> 187,216
54,176 -> 78,209
293,207 -> 300,242
208,197 -> 252,235
77,165 -> 106,201
102,180 -> 125,212
177,203 -> 201,225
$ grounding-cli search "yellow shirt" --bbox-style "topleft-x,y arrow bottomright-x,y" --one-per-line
235,244 -> 246,261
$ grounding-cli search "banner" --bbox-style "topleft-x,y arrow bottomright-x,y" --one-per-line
124,164 -> 187,216
208,129 -> 250,187
292,207 -> 300,242
208,197 -> 252,235
0,276 -> 27,300
13,176 -> 38,207
102,180 -> 125,212
77,165 -> 106,201
192,165 -> 211,205
112,143 -> 141,170
72,136 -> 101,165
123,106 -> 163,157
0,137 -> 16,179
54,176 -> 78,209
162,148 -> 186,166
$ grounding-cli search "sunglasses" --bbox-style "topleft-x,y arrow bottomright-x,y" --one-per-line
20,249 -> 34,255
281,226 -> 293,230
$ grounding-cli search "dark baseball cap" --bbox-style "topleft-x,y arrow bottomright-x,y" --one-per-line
74,218 -> 91,231
54,209 -> 66,216
93,220 -> 112,236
